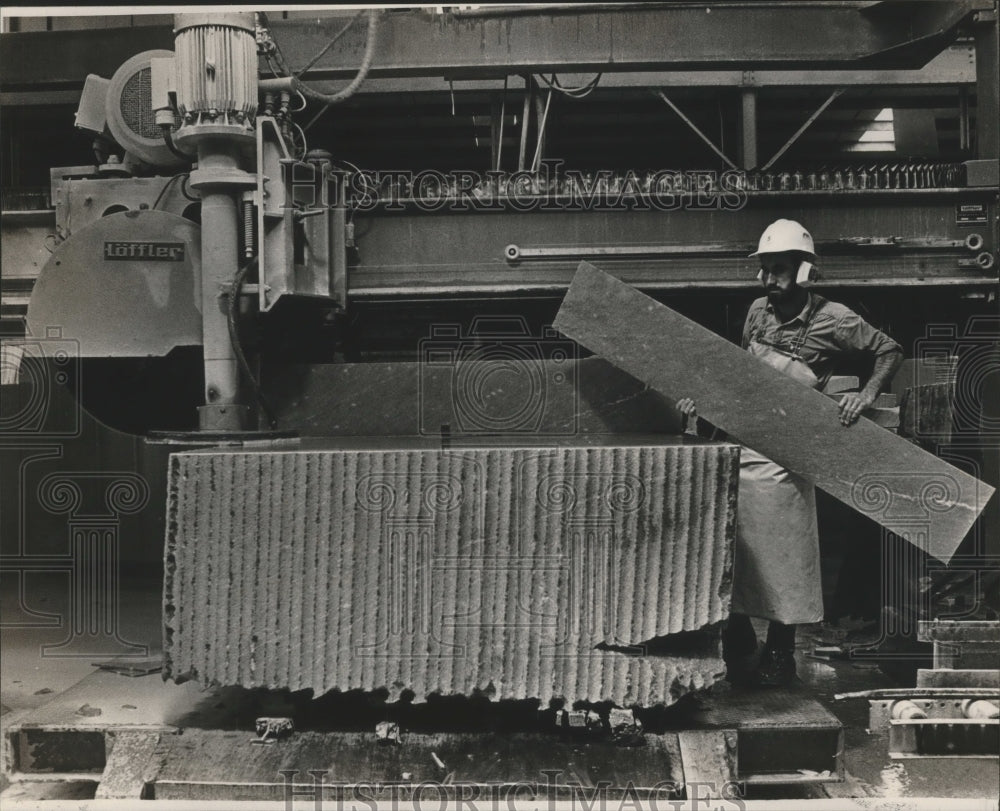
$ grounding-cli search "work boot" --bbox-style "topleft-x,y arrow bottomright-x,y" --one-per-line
754,647 -> 797,687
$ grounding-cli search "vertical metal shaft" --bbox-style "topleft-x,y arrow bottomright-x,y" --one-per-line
197,142 -> 244,431
173,11 -> 258,432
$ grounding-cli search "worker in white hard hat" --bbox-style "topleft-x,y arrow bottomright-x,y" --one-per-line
677,218 -> 903,687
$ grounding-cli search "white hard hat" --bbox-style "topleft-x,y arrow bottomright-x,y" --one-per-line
750,219 -> 816,260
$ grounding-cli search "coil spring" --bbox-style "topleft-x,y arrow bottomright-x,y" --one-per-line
242,200 -> 255,260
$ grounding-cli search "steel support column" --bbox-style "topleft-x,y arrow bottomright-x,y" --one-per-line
741,88 -> 758,170
974,8 -> 999,160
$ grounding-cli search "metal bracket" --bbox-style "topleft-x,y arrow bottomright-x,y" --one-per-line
654,90 -> 738,170
255,117 -> 293,312
762,88 -> 845,170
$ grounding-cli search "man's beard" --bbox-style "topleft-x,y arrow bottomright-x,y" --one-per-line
767,286 -> 786,302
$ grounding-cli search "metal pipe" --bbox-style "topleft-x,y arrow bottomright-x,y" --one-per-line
517,76 -> 532,171
506,243 -> 754,261
196,143 -> 244,431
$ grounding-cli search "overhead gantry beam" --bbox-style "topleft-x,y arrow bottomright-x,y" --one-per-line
0,2 -> 990,89
267,3 -> 990,77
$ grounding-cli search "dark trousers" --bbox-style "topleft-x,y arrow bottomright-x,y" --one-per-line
723,613 -> 796,658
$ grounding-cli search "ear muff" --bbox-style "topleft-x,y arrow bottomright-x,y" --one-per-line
757,261 -> 818,284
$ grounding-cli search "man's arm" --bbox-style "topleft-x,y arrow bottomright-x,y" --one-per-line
834,310 -> 904,426
838,347 -> 903,425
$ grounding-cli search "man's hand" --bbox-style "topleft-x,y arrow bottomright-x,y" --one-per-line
838,392 -> 873,426
676,398 -> 698,435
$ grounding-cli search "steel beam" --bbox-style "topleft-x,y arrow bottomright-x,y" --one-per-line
740,88 -> 758,170
973,9 -> 999,160
0,6 -> 987,91
268,4 -> 988,76
0,25 -> 173,87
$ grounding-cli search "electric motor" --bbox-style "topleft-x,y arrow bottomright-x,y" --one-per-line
173,13 -> 258,133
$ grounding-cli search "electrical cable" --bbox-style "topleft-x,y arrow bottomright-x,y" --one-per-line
332,159 -> 375,219
268,9 -> 381,106
161,125 -> 196,162
227,257 -> 278,430
291,121 -> 308,159
179,173 -> 198,202
295,11 -> 364,78
152,174 -> 188,210
539,72 -> 601,99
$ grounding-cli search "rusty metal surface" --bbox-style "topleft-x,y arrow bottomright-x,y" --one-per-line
95,730 -> 162,799
918,620 -> 1000,643
917,669 -> 1000,689
690,688 -> 843,780
151,730 -> 686,800
163,439 -> 739,705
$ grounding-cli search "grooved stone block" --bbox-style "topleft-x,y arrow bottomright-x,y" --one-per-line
164,436 -> 738,706
552,262 -> 995,564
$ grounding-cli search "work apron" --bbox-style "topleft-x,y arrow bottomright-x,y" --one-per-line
730,337 -> 824,624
